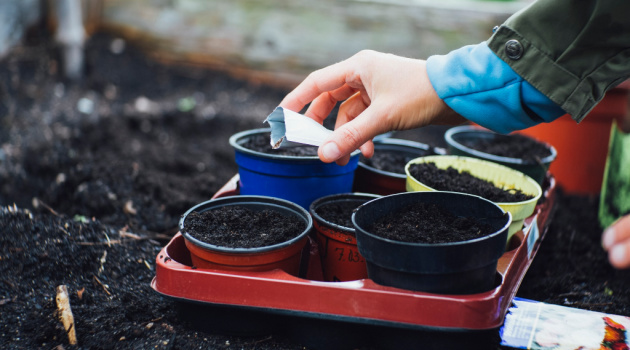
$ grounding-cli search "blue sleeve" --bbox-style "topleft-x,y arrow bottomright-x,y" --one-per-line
426,42 -> 566,134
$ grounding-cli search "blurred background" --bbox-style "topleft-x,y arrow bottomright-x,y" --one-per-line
1,0 -> 530,87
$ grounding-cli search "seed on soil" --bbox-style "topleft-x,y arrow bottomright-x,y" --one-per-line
408,162 -> 533,203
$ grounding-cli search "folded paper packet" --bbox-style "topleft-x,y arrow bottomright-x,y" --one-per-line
500,298 -> 630,349
264,107 -> 333,149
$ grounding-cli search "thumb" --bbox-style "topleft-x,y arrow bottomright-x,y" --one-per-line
318,105 -> 387,163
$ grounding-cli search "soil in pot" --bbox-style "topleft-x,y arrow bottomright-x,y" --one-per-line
408,162 -> 534,203
459,133 -> 552,163
183,205 -> 306,248
243,133 -> 318,157
368,202 -> 494,244
315,200 -> 361,228
360,151 -> 417,174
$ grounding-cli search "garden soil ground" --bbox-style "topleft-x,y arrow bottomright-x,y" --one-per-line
1,29 -> 630,349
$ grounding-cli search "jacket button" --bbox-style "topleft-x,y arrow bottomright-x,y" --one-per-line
505,39 -> 523,60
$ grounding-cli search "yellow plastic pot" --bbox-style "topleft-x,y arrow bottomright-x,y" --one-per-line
404,155 -> 542,241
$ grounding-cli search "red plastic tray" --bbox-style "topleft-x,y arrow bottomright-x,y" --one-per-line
152,174 -> 556,331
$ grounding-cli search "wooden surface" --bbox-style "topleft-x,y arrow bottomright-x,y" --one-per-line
96,0 -> 526,87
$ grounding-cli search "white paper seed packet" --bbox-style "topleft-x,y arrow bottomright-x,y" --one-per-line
264,107 -> 333,149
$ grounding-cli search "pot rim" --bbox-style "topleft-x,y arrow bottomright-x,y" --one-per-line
445,125 -> 557,165
352,191 -> 512,247
230,128 -> 361,161
309,192 -> 381,233
405,155 -> 543,207
357,138 -> 438,178
180,195 -> 313,254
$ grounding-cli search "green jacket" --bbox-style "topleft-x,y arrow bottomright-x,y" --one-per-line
487,0 -> 630,122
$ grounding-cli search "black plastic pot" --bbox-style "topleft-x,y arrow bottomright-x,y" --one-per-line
353,138 -> 441,195
352,191 -> 511,294
444,125 -> 556,185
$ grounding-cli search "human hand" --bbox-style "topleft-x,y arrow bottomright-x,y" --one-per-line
602,214 -> 630,269
279,50 -> 464,165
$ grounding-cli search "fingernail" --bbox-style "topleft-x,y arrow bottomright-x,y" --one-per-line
321,142 -> 341,161
602,227 -> 616,250
610,244 -> 626,266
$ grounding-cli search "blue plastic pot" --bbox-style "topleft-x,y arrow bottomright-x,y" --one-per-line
229,128 -> 360,209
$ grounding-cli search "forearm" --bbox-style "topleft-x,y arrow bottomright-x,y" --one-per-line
426,43 -> 565,134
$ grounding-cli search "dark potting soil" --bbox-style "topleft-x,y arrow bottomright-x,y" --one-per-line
368,202 -> 494,244
1,28 -> 629,350
408,162 -> 534,203
315,199 -> 367,228
360,150 -> 422,174
460,133 -> 552,163
242,133 -> 319,157
184,206 -> 305,248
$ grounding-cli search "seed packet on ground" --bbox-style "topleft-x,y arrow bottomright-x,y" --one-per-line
500,297 -> 630,349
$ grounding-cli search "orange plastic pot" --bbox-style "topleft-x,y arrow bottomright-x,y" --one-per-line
309,193 -> 380,282
180,196 -> 312,276
517,83 -> 629,194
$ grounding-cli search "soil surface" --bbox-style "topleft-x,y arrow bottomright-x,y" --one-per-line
1,28 -> 629,350
360,149 -> 426,174
184,206 -> 306,248
368,202 -> 494,243
408,162 -> 534,203
315,199 -> 369,228
459,133 -> 552,163
242,132 -> 319,157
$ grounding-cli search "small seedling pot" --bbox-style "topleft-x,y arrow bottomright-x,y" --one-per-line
445,125 -> 556,185
352,191 -> 511,294
309,193 -> 380,282
179,195 -> 312,276
353,138 -> 440,195
405,155 -> 542,243
229,128 -> 360,209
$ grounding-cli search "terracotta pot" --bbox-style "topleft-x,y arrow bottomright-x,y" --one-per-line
353,191 -> 511,294
405,155 -> 542,244
516,84 -> 630,194
229,128 -> 360,209
352,138 -> 441,195
309,193 -> 380,282
180,195 -> 312,276
445,125 -> 556,185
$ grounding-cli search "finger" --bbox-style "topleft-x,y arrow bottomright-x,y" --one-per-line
602,215 -> 630,250
318,104 -> 389,163
609,240 -> 630,269
304,84 -> 358,124
359,140 -> 375,159
279,60 -> 359,113
337,92 -> 374,159
335,154 -> 352,166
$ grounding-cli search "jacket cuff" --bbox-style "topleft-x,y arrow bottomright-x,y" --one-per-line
426,42 -> 565,133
